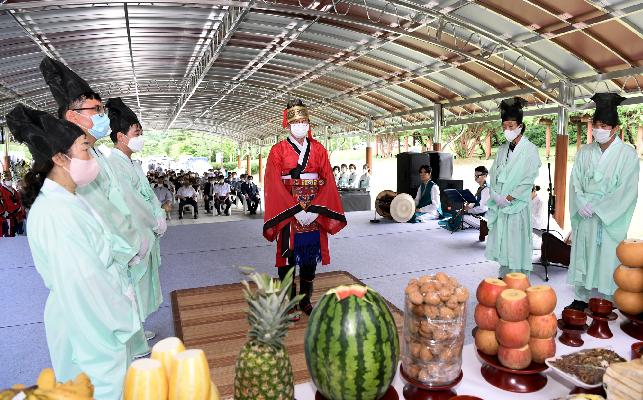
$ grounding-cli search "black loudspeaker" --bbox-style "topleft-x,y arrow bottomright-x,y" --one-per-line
396,152 -> 454,197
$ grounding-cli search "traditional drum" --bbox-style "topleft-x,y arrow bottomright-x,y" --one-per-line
375,190 -> 397,219
375,190 -> 416,222
390,193 -> 416,222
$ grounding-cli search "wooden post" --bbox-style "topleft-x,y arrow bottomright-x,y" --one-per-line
258,151 -> 263,184
246,153 -> 251,176
485,130 -> 492,159
637,124 -> 643,157
375,135 -> 379,157
554,134 -> 568,228
2,126 -> 10,174
366,146 -> 372,173
539,117 -> 553,158
405,136 -> 409,152
432,143 -> 441,151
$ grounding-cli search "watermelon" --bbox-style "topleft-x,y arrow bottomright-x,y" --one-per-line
304,284 -> 399,400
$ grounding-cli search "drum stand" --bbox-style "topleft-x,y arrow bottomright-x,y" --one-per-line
370,208 -> 380,223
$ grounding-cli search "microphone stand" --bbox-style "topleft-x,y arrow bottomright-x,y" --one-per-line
546,161 -> 555,232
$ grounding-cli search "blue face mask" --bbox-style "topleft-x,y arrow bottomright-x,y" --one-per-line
89,113 -> 111,139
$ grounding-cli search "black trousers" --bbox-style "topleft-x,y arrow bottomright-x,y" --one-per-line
204,194 -> 213,212
178,198 -> 198,217
277,258 -> 317,313
246,195 -> 260,213
214,197 -> 231,214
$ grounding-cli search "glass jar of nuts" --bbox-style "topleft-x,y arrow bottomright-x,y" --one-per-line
402,272 -> 468,386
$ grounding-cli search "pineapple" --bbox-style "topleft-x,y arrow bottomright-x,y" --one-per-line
234,268 -> 303,400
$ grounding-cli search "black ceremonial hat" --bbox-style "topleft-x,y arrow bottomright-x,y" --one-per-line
40,57 -> 96,112
500,97 -> 528,124
106,97 -> 140,135
6,105 -> 84,164
591,92 -> 625,127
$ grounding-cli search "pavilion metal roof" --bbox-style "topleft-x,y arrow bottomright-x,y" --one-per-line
0,0 -> 642,145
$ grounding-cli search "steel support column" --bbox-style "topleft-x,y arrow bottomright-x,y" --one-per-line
433,103 -> 443,151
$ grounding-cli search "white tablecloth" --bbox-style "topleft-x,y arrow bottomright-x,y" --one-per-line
295,313 -> 638,399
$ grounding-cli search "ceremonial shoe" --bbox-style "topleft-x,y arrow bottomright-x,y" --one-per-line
179,216 -> 183,220
133,350 -> 151,359
144,330 -> 156,340
565,300 -> 588,311
194,215 -> 198,219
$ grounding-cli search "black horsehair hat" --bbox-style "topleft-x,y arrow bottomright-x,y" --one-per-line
6,105 -> 84,164
39,57 -> 100,117
591,92 -> 625,127
500,97 -> 528,124
106,97 -> 140,138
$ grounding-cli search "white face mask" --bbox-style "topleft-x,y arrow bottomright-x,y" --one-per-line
3,180 -> 12,187
290,123 -> 309,139
127,135 -> 145,152
504,126 -> 521,142
593,128 -> 613,144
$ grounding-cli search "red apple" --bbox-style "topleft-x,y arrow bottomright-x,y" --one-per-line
496,289 -> 530,322
529,336 -> 556,363
528,313 -> 558,339
474,328 -> 499,356
476,278 -> 508,307
498,344 -> 532,370
474,304 -> 500,330
526,285 -> 557,315
503,272 -> 530,291
496,319 -> 530,348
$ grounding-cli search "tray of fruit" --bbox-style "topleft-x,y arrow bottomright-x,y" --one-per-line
544,348 -> 626,389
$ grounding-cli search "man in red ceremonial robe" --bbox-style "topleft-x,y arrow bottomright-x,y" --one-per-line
263,99 -> 346,315
1,172 -> 26,237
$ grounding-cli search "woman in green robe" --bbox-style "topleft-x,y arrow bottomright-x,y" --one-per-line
7,105 -> 144,400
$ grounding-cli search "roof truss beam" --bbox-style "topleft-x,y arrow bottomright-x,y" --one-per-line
163,2 -> 256,131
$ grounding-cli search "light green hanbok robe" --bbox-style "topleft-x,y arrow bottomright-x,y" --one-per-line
78,147 -> 149,356
568,138 -> 640,299
108,148 -> 163,319
27,179 -> 144,400
485,136 -> 541,274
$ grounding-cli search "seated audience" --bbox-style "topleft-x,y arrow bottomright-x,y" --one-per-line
358,164 -> 370,191
153,176 -> 174,220
203,175 -> 215,214
333,166 -> 340,185
242,175 -> 260,215
213,176 -> 232,216
337,164 -> 349,188
177,180 -> 198,219
347,164 -> 359,188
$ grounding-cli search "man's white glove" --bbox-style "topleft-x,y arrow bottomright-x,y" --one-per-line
304,212 -> 319,226
295,210 -> 308,225
494,193 -> 511,208
1,211 -> 8,218
154,216 -> 167,236
578,203 -> 594,219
